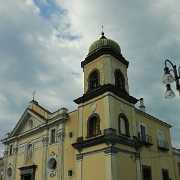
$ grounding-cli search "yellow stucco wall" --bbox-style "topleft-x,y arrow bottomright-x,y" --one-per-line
136,110 -> 172,154
82,152 -> 106,180
117,152 -> 137,180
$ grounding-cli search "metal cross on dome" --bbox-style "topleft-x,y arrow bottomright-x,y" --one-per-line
32,90 -> 36,100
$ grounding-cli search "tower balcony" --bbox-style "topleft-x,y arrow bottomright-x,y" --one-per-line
157,140 -> 169,151
139,133 -> 153,146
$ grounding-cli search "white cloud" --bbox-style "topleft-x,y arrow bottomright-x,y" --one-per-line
0,0 -> 180,157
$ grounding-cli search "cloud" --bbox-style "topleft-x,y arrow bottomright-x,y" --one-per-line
0,0 -> 180,157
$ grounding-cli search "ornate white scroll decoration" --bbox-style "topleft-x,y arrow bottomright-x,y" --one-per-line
47,152 -> 57,178
42,135 -> 49,146
57,129 -> 65,141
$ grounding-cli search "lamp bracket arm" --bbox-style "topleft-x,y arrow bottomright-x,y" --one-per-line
165,59 -> 174,68
178,66 -> 180,79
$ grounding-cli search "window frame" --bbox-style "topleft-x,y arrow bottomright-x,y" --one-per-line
9,143 -> 13,156
67,169 -> 74,179
50,128 -> 56,144
118,113 -> 130,137
114,69 -> 125,90
28,119 -> 34,129
162,169 -> 169,180
178,163 -> 180,176
142,165 -> 152,180
87,69 -> 100,91
157,129 -> 164,147
139,123 -> 147,142
87,113 -> 101,138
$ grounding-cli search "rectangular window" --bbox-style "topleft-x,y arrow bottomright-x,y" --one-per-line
158,130 -> 164,147
9,144 -> 13,156
178,163 -> 180,176
162,169 -> 169,180
140,125 -> 146,142
51,129 -> 56,143
142,165 -> 151,180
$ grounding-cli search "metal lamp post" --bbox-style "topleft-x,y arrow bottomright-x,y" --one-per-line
162,60 -> 180,99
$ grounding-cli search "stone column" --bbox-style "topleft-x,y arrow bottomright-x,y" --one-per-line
57,128 -> 65,180
136,158 -> 141,180
104,147 -> 118,180
2,148 -> 8,180
76,154 -> 83,180
77,104 -> 83,138
103,92 -> 115,129
11,145 -> 18,180
131,106 -> 137,137
41,135 -> 49,180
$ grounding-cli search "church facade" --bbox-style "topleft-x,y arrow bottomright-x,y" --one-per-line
1,33 -> 180,180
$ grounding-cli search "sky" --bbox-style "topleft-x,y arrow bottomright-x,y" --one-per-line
0,0 -> 180,157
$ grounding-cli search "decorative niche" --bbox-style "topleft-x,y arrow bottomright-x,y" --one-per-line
47,152 -> 57,178
25,143 -> 34,165
6,163 -> 12,179
29,119 -> 34,129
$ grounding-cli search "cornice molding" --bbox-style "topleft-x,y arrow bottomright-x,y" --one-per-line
81,46 -> 129,68
72,128 -> 141,153
2,114 -> 68,145
135,108 -> 172,128
74,84 -> 138,105
75,146 -> 140,160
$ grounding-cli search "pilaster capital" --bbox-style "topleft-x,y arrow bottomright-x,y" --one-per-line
57,129 -> 65,141
3,149 -> 8,157
76,154 -> 83,161
42,135 -> 49,146
13,146 -> 18,155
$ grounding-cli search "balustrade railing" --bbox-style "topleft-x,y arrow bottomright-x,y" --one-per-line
139,133 -> 153,145
158,140 -> 169,150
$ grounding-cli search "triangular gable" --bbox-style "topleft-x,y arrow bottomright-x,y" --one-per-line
10,108 -> 46,137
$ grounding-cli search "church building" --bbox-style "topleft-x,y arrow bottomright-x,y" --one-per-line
1,32 -> 180,180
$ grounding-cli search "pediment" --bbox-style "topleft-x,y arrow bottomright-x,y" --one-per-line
10,108 -> 46,137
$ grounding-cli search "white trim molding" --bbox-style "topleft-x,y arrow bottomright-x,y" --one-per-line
47,152 -> 57,178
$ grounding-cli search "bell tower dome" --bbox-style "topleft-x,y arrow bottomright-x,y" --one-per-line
76,32 -> 137,105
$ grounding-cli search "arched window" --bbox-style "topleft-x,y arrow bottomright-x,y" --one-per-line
88,69 -> 100,91
114,69 -> 125,90
118,113 -> 130,136
120,117 -> 126,135
87,114 -> 101,137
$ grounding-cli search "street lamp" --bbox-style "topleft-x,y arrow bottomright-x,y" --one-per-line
162,60 -> 180,99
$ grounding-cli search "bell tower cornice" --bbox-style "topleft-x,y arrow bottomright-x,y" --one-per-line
81,46 -> 129,69
74,84 -> 138,105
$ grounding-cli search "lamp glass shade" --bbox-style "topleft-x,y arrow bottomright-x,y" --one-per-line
162,73 -> 174,84
165,89 -> 175,99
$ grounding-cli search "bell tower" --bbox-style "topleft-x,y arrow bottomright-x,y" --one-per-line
82,31 -> 130,94
73,32 -> 141,180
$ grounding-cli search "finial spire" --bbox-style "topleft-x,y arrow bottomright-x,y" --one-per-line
100,26 -> 107,39
101,26 -> 104,36
32,90 -> 36,101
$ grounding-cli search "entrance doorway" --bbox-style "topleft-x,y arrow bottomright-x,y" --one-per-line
24,175 -> 31,180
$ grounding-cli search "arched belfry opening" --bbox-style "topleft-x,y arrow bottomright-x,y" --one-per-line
87,113 -> 101,138
115,69 -> 125,91
90,71 -> 98,89
88,69 -> 100,91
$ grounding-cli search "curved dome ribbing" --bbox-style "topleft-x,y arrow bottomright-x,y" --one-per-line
88,34 -> 121,54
